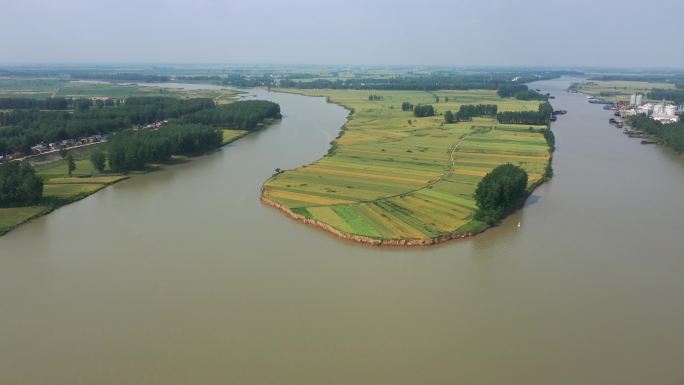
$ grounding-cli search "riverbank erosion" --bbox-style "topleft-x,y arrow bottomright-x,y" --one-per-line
261,88 -> 554,246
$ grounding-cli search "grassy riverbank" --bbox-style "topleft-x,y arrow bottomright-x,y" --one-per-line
262,89 -> 552,245
0,129 -> 249,237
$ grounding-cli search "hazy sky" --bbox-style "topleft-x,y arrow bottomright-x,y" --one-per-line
2,0 -> 683,67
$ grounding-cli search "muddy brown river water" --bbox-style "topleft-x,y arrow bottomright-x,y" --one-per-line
1,78 -> 683,385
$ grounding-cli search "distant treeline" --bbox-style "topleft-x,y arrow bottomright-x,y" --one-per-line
589,74 -> 684,86
108,124 -> 223,172
0,97 -> 69,110
0,98 -> 280,154
628,114 -> 684,153
70,73 -> 172,82
220,75 -> 274,88
496,102 -> 553,125
647,89 -> 684,104
278,71 -> 577,91
497,84 -> 547,100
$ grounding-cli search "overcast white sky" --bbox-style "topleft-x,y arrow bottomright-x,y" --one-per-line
2,0 -> 683,67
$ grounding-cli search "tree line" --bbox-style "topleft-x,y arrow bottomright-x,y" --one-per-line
278,71 -> 575,91
496,102 -> 553,125
0,98 -> 279,154
456,104 -> 498,119
497,84 -> 547,100
181,100 -> 281,131
0,97 -> 69,110
443,104 -> 498,123
413,104 -> 435,117
108,124 -> 223,172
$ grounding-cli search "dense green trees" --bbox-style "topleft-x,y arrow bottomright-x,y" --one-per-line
628,114 -> 684,153
182,100 -> 281,130
497,84 -> 546,100
647,89 -> 684,104
456,104 -> 498,119
474,163 -> 528,224
90,149 -> 106,173
108,124 -> 223,172
497,102 -> 553,125
497,84 -> 528,97
73,99 -> 93,113
401,102 -> 414,111
0,97 -> 68,110
0,161 -> 43,206
0,98 -> 279,154
443,104 -> 499,123
444,110 -> 456,123
413,104 -> 435,117
368,94 -> 384,101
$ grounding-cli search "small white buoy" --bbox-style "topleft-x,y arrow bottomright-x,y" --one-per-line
517,222 -> 521,228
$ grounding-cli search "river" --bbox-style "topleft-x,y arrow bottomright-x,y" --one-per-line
1,78 -> 683,385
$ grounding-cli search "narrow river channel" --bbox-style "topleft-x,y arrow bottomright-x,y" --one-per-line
1,78 -> 683,385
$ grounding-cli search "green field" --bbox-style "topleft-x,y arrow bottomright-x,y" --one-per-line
0,78 -> 63,98
574,80 -> 674,103
222,129 -> 248,144
262,89 -> 551,243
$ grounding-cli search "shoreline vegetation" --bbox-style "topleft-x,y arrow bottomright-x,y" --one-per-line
0,96 -> 281,237
0,129 -> 252,237
261,87 -> 555,246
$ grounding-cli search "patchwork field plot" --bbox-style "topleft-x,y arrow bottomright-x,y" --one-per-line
262,89 -> 552,244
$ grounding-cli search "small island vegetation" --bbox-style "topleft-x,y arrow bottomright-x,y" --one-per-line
474,164 -> 528,225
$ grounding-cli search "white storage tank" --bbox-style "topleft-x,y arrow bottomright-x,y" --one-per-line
630,94 -> 637,106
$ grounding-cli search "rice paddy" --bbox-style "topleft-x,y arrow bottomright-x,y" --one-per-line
262,89 -> 552,242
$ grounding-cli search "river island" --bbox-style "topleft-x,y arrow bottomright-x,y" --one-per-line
261,87 -> 555,246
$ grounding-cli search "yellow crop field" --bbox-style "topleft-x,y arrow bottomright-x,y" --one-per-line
262,89 -> 552,243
